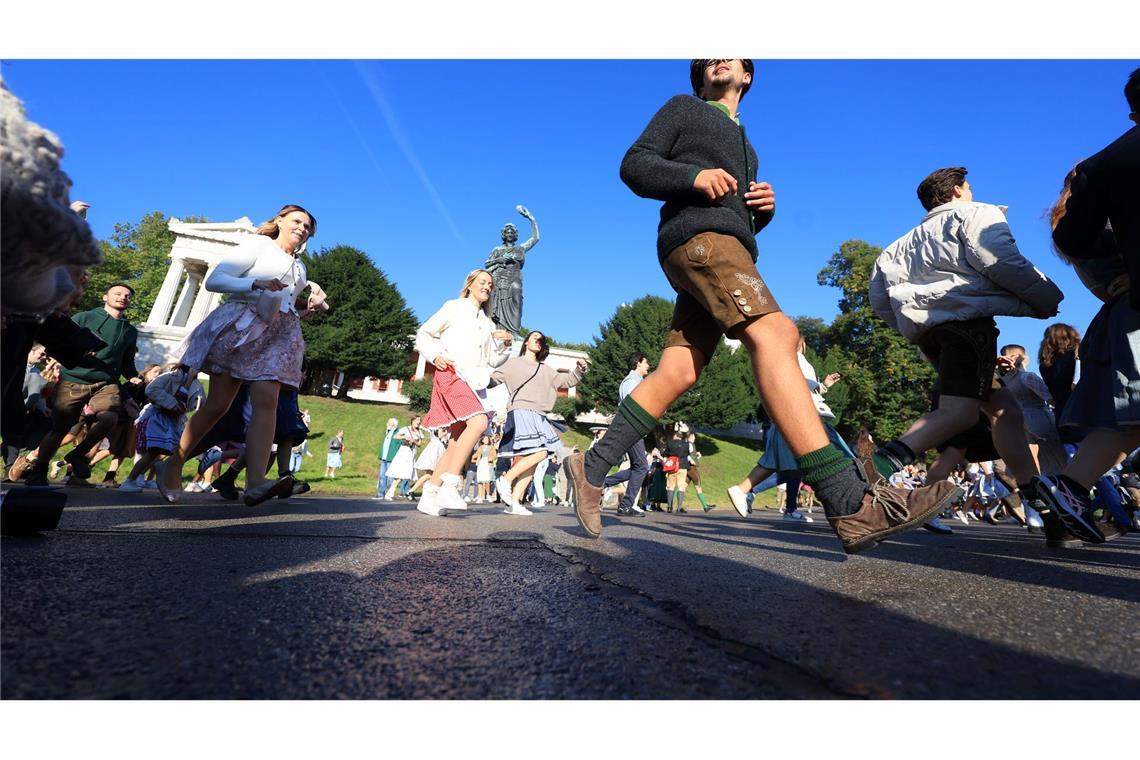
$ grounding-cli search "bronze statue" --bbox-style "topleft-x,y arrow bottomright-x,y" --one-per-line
484,205 -> 539,338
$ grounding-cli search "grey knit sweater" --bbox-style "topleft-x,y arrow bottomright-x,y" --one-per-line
620,95 -> 774,263
491,356 -> 583,414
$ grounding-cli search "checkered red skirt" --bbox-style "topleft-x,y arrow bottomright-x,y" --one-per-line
422,367 -> 489,431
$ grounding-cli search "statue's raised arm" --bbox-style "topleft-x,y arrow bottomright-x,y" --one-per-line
516,204 -> 539,253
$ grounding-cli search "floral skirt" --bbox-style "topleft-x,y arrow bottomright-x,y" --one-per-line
176,301 -> 304,389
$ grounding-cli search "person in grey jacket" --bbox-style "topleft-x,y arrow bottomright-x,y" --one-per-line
868,167 -> 1066,523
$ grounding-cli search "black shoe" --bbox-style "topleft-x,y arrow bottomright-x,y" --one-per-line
63,450 -> 91,480
677,507 -> 687,514
282,479 -> 311,498
1043,512 -> 1082,548
212,472 -> 240,501
616,506 -> 645,518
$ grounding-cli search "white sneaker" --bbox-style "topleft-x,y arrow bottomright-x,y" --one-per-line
495,476 -> 515,507
118,478 -> 144,493
726,485 -> 749,518
631,503 -> 645,514
183,482 -> 201,493
417,487 -> 447,517
143,480 -> 159,490
505,503 -> 533,516
435,483 -> 468,511
783,509 -> 813,523
955,510 -> 970,526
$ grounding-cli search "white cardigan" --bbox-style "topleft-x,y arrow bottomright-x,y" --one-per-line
415,298 -> 511,390
205,234 -> 307,315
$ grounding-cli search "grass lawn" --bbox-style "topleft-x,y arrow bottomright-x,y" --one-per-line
291,395 -> 776,508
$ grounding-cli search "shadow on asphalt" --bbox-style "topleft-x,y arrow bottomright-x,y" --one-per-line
625,517 -> 1140,605
3,491 -> 1139,699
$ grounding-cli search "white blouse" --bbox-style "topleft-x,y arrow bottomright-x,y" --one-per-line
415,298 -> 511,390
205,234 -> 308,315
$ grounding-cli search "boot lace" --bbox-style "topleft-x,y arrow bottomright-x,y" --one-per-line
870,484 -> 910,524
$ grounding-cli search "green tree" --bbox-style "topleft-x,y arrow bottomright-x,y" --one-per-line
84,211 -> 206,316
300,245 -> 419,398
401,378 -> 433,413
576,295 -> 674,414
817,240 -> 934,440
676,341 -> 758,429
793,316 -> 830,358
552,394 -> 587,422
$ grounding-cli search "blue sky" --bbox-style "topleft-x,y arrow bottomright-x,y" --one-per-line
3,59 -> 1134,364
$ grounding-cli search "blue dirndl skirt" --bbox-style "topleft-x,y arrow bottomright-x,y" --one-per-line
758,419 -> 854,473
498,409 -> 564,456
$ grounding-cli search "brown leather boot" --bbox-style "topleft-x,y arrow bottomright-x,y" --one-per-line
565,453 -> 602,539
828,480 -> 964,554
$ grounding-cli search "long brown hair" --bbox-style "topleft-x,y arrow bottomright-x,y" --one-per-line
1039,323 -> 1081,368
255,204 -> 317,241
1047,169 -> 1078,264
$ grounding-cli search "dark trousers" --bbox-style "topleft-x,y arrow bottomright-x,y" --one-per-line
603,439 -> 648,510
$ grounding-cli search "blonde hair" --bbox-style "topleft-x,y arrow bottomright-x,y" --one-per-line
459,269 -> 494,317
255,204 -> 317,246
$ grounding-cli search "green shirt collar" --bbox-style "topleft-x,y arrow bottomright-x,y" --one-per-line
705,100 -> 739,124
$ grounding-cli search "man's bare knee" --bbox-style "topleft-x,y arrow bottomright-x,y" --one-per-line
738,312 -> 799,355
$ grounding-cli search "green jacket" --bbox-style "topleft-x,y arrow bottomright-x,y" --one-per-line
59,307 -> 139,385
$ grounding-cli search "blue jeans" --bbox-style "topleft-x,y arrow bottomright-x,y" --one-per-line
603,439 -> 648,510
377,459 -> 391,497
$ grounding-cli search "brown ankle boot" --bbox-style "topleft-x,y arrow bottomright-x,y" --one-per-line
565,453 -> 602,538
828,480 -> 964,554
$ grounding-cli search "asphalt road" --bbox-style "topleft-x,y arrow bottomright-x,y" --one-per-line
3,486 -> 1138,699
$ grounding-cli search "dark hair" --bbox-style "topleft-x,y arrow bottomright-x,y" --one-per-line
689,59 -> 754,100
106,282 -> 135,296
1126,67 -> 1140,115
520,331 -> 550,362
627,351 -> 647,371
999,343 -> 1028,369
917,167 -> 968,211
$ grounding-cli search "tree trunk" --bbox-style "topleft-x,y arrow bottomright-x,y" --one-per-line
336,374 -> 352,399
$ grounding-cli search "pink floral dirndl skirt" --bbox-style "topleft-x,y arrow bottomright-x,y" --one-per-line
423,367 -> 491,431
175,301 -> 305,389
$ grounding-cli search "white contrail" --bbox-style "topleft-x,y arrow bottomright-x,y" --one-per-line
352,61 -> 466,243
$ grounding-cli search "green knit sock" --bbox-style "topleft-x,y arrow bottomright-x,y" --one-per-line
584,395 -> 659,486
697,491 -> 710,510
619,395 -> 657,435
798,444 -> 865,518
796,444 -> 850,484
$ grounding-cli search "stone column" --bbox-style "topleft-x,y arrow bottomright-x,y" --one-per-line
148,259 -> 185,326
187,274 -> 220,329
414,352 -> 427,381
170,272 -> 201,327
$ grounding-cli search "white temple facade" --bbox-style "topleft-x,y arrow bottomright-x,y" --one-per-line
134,217 -> 257,368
